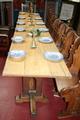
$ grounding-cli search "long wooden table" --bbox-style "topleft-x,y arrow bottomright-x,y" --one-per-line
3,12 -> 72,116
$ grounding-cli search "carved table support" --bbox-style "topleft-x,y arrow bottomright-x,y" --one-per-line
16,77 -> 48,116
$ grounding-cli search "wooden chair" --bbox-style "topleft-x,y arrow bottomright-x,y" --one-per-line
52,19 -> 63,33
54,45 -> 80,118
0,34 -> 10,56
56,24 -> 72,48
0,25 -> 12,30
0,25 -> 14,38
0,26 -> 13,56
66,37 -> 80,68
60,30 -> 78,59
46,7 -> 57,30
47,16 -> 57,35
51,19 -> 63,42
47,15 -> 57,27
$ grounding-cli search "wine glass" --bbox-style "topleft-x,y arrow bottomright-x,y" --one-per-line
31,29 -> 37,48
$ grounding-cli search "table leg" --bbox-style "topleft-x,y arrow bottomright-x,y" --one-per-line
36,78 -> 42,95
16,77 -> 48,116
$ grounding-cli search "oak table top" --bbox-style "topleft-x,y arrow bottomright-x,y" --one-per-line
3,12 -> 71,79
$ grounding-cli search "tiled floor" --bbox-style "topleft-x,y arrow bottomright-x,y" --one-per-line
0,57 -> 80,120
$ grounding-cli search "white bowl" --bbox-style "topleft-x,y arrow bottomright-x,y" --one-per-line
15,27 -> 25,32
38,28 -> 49,32
19,12 -> 26,15
34,13 -> 39,16
44,52 -> 63,62
36,22 -> 45,25
18,16 -> 26,19
8,50 -> 26,61
11,36 -> 24,43
17,21 -> 25,25
38,37 -> 53,43
35,17 -> 42,20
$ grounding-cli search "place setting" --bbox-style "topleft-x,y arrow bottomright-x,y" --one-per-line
38,27 -> 49,32
17,21 -> 25,25
38,37 -> 53,43
33,13 -> 39,16
19,12 -> 26,15
44,51 -> 64,62
18,15 -> 26,19
35,17 -> 42,20
11,36 -> 25,43
36,22 -> 45,25
8,50 -> 27,62
15,27 -> 26,32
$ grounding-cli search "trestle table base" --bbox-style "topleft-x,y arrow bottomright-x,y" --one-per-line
16,77 -> 48,116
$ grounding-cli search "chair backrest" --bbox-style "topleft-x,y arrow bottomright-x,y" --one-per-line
69,45 -> 80,77
58,24 -> 72,40
58,23 -> 67,38
47,16 -> 57,30
66,37 -> 80,68
49,15 -> 57,23
60,30 -> 77,59
56,24 -> 73,48
52,19 -> 63,32
56,23 -> 67,47
52,19 -> 63,42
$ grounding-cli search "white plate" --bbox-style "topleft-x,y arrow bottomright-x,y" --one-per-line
34,13 -> 39,16
17,21 -> 25,25
35,17 -> 42,20
15,27 -> 25,32
44,52 -> 63,62
18,16 -> 26,19
8,50 -> 26,60
11,36 -> 24,43
38,37 -> 53,43
36,22 -> 45,25
39,28 -> 49,32
19,12 -> 26,15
